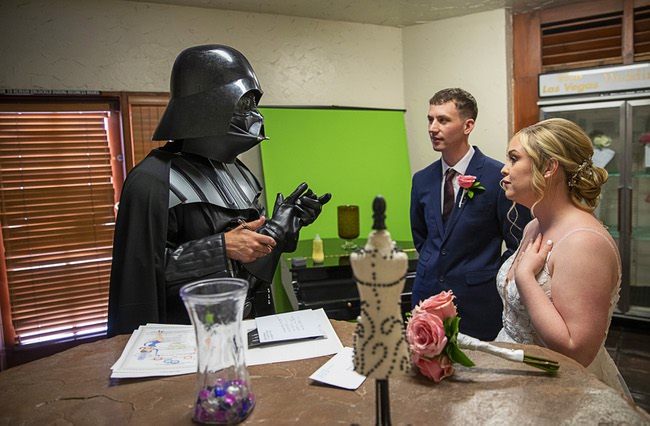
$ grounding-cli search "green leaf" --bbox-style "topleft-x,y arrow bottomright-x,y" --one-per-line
446,343 -> 475,367
441,316 -> 474,367
443,316 -> 460,338
467,191 -> 474,199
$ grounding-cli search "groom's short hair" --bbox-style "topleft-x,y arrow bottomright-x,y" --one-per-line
430,88 -> 478,121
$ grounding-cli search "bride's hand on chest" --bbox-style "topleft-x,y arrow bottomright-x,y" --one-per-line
513,233 -> 553,285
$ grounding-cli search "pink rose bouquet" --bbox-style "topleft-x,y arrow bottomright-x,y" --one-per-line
406,291 -> 474,382
407,291 -> 560,382
457,174 -> 485,207
414,289 -> 458,320
412,351 -> 454,382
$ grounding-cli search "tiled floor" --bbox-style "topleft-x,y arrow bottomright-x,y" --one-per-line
605,317 -> 650,414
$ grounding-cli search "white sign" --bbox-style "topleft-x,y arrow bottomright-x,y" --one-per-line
539,63 -> 650,97
309,347 -> 366,390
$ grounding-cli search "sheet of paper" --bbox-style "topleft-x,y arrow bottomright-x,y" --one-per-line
593,147 -> 615,169
255,309 -> 326,343
111,309 -> 343,378
110,324 -> 197,378
309,347 -> 366,390
244,308 -> 343,366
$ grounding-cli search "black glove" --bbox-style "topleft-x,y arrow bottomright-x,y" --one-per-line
295,189 -> 332,226
243,183 -> 331,283
261,183 -> 331,251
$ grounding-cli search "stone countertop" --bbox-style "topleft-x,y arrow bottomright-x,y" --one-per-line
0,320 -> 648,425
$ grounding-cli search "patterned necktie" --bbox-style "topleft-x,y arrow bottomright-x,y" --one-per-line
443,168 -> 458,224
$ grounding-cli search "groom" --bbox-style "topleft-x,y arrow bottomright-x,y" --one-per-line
409,88 -> 530,341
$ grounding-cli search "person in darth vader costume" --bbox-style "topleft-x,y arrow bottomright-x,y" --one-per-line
107,45 -> 331,336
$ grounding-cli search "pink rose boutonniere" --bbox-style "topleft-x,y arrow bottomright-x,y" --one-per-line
406,291 -> 560,383
457,174 -> 485,207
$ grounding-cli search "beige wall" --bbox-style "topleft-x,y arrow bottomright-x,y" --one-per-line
0,0 -> 512,181
0,0 -> 404,181
402,9 -> 514,175
0,0 -> 404,106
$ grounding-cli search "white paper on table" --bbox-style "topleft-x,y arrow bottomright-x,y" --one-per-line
110,323 -> 197,378
244,308 -> 343,366
309,347 -> 366,390
645,145 -> 650,168
254,309 -> 326,343
593,147 -> 615,169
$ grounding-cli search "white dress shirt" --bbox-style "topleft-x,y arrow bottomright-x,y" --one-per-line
441,146 -> 475,214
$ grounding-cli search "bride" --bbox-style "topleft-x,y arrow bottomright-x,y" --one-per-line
496,117 -> 631,398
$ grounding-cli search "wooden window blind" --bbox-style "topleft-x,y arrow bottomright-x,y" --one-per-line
513,0 -> 650,133
635,5 -> 650,60
0,107 -> 117,345
121,94 -> 169,173
541,11 -> 624,70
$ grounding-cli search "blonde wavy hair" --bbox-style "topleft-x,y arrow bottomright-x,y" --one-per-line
515,118 -> 608,214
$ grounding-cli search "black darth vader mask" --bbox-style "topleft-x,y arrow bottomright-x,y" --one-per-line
152,45 -> 268,162
181,93 -> 267,163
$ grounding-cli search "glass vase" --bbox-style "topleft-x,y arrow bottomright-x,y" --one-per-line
180,278 -> 255,424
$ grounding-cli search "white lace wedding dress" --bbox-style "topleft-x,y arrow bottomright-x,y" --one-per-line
495,228 -> 631,398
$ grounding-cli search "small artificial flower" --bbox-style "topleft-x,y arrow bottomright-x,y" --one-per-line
639,132 -> 650,144
592,134 -> 612,149
457,175 -> 485,207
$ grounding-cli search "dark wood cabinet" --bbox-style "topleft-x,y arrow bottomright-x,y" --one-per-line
279,238 -> 418,320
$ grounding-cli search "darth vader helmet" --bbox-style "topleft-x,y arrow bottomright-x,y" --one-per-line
152,44 -> 266,163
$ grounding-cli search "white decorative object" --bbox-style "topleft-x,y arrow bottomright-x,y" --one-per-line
351,196 -> 410,379
593,148 -> 615,169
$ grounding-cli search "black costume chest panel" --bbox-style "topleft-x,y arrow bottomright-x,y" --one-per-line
168,155 -> 262,210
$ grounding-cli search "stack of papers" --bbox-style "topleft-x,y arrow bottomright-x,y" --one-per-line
110,308 -> 343,378
110,324 -> 197,378
249,308 -> 326,347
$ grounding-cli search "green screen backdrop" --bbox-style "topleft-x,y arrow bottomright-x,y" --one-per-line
259,107 -> 413,242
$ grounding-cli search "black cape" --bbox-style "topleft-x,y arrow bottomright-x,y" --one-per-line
107,147 -> 272,336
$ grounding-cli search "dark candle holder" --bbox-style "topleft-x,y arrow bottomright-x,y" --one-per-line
337,205 -> 359,252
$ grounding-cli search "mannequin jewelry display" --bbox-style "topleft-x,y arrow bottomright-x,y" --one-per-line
181,278 -> 254,424
350,196 -> 410,426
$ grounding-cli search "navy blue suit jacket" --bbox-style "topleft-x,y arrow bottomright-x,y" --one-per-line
410,147 -> 530,341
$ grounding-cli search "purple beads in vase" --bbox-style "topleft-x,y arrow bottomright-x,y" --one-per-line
194,379 -> 255,423
181,278 -> 255,424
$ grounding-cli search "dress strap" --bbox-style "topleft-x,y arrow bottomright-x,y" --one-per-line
551,228 -> 621,275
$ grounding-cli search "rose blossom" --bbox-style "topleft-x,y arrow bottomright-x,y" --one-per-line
457,174 -> 477,189
415,290 -> 457,322
412,352 -> 455,382
406,311 -> 447,358
640,132 -> 650,144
